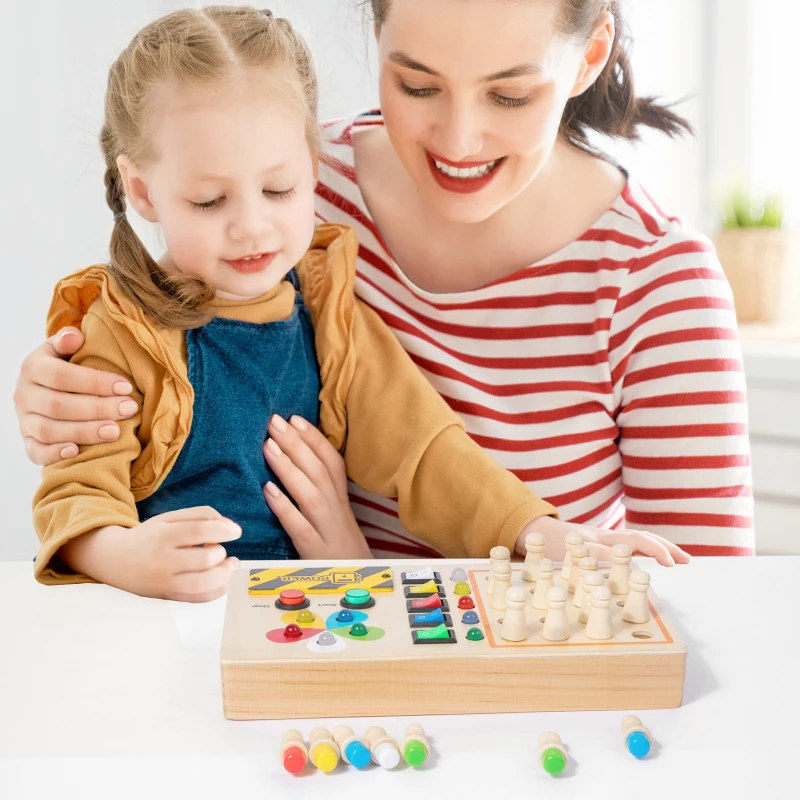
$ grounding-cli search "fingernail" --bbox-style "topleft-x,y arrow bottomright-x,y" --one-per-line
60,445 -> 78,459
266,438 -> 282,457
270,415 -> 287,432
229,521 -> 242,534
113,381 -> 133,395
290,416 -> 307,431
265,481 -> 281,498
98,424 -> 119,440
119,400 -> 138,417
230,557 -> 240,568
58,330 -> 78,344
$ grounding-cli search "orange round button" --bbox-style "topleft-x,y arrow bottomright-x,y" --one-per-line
279,589 -> 306,606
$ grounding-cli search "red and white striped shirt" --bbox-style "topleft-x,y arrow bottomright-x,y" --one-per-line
315,110 -> 755,558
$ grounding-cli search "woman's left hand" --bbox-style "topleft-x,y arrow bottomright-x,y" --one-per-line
263,415 -> 372,560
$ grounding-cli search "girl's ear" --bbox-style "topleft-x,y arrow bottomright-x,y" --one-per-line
116,154 -> 158,223
569,11 -> 615,98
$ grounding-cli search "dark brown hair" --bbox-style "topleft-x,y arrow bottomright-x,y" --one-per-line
365,0 -> 692,150
101,6 -> 319,329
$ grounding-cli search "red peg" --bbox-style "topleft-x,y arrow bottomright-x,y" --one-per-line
284,624 -> 303,638
458,596 -> 475,609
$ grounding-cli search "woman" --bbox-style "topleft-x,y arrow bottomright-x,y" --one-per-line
14,0 -> 753,562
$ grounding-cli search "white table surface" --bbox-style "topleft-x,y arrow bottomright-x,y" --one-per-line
2,556 -> 798,799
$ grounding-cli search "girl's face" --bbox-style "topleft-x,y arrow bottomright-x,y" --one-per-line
377,0 -> 603,224
121,76 -> 317,300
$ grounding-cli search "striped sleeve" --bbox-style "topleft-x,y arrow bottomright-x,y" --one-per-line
610,188 -> 755,555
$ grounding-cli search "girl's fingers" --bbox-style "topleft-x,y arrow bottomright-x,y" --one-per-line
172,542 -> 231,573
585,542 -> 615,563
20,413 -> 122,446
171,558 -> 238,602
288,416 -> 349,499
263,481 -> 326,557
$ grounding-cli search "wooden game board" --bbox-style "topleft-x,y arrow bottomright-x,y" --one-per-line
220,559 -> 686,720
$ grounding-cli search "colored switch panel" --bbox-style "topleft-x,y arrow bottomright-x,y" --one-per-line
412,623 -> 457,644
401,569 -> 442,585
404,581 -> 445,598
406,595 -> 448,612
409,609 -> 452,628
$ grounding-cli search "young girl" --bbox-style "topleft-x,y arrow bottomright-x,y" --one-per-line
32,6 -> 687,602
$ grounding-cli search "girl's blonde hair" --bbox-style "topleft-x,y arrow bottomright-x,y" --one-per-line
101,6 -> 319,329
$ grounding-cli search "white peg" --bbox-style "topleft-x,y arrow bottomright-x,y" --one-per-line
490,561 -> 512,610
542,586 -> 570,641
561,532 -> 584,583
608,543 -> 633,593
622,570 -> 651,623
522,532 -> 545,582
585,585 -> 614,640
364,726 -> 401,770
578,571 -> 605,623
573,556 -> 597,607
487,545 -> 511,595
501,586 -> 529,641
567,543 -> 589,594
531,558 -> 555,610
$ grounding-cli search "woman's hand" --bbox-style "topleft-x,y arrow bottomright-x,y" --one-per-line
60,506 -> 242,602
263,415 -> 372,560
15,327 -> 137,466
516,515 -> 691,567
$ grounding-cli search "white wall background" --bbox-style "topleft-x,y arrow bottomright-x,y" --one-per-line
0,0 -> 768,561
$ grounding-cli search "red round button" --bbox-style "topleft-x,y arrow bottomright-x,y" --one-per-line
458,596 -> 475,609
284,624 -> 303,638
279,590 -> 306,606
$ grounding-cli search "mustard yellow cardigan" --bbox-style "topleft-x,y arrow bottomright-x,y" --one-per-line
33,223 -> 556,583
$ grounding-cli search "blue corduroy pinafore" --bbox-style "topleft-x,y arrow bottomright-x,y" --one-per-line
136,285 -> 320,560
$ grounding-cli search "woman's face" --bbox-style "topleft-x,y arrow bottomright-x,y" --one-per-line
377,0 -> 597,224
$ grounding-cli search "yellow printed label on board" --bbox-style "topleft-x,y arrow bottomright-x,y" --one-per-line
248,566 -> 394,594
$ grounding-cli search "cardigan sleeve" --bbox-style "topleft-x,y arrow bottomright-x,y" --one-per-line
340,296 -> 558,558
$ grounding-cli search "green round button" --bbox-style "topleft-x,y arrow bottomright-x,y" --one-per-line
542,747 -> 567,776
345,589 -> 371,605
350,622 -> 368,637
466,627 -> 484,641
404,740 -> 427,767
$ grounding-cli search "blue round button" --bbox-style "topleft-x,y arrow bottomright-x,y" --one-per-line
462,610 -> 479,624
336,610 -> 355,623
626,731 -> 651,758
345,740 -> 371,769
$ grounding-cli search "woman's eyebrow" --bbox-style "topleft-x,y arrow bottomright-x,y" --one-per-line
387,50 -> 542,81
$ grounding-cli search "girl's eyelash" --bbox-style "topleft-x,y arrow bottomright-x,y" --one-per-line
264,187 -> 296,200
190,187 -> 296,211
192,198 -> 222,211
399,81 -> 531,109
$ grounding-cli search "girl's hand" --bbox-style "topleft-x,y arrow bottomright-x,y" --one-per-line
60,506 -> 242,602
516,515 -> 691,567
263,415 -> 373,560
15,327 -> 137,466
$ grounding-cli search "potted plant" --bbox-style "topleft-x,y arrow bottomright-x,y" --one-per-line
714,186 -> 791,324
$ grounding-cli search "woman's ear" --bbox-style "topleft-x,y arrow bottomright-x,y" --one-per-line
569,11 -> 615,98
116,154 -> 158,223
